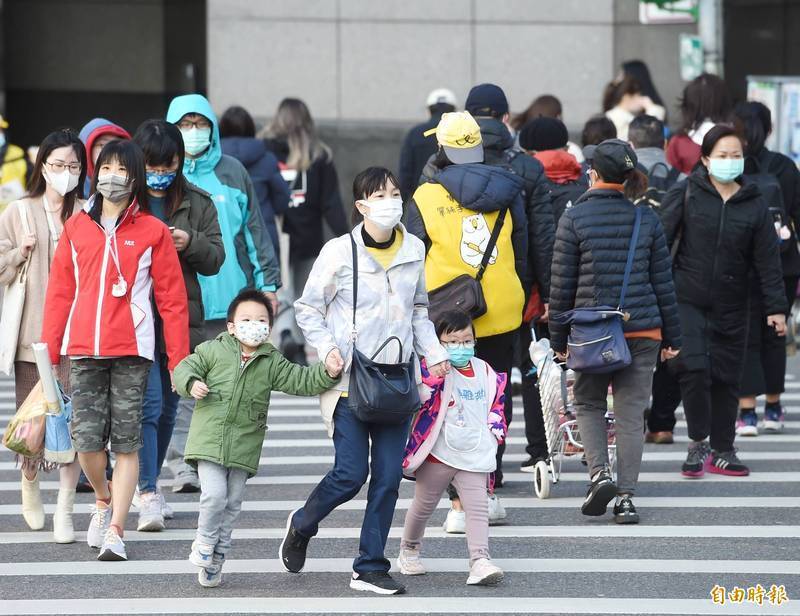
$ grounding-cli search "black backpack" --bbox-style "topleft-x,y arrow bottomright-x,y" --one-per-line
549,180 -> 588,226
743,152 -> 790,252
635,162 -> 681,210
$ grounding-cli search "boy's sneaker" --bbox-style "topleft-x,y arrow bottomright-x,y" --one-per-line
487,494 -> 506,524
198,552 -> 225,588
736,410 -> 759,437
520,457 -> 538,473
279,508 -> 310,573
443,508 -> 466,534
86,503 -> 112,549
349,571 -> 406,595
763,405 -> 786,433
97,528 -> 127,561
137,491 -> 165,532
681,441 -> 711,478
613,496 -> 640,525
189,540 -> 215,568
466,558 -> 504,586
707,450 -> 750,476
172,469 -> 201,493
396,547 -> 426,576
580,467 -> 616,516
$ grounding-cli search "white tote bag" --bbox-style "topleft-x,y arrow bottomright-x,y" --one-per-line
0,201 -> 31,375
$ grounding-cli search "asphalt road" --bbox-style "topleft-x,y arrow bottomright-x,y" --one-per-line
0,359 -> 798,616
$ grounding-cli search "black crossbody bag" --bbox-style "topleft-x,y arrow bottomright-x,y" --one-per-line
347,234 -> 421,424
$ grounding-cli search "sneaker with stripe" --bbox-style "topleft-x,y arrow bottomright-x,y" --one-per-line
681,441 -> 711,478
707,449 -> 750,476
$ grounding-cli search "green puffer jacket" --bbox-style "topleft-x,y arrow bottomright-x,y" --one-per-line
174,332 -> 337,475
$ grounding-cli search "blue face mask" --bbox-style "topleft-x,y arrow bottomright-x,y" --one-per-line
445,345 -> 475,368
708,157 -> 744,183
146,171 -> 177,191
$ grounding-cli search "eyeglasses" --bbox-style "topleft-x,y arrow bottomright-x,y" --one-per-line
442,341 -> 476,350
45,160 -> 82,174
177,119 -> 212,130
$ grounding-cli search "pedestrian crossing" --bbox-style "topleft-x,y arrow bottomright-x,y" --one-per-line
0,375 -> 799,615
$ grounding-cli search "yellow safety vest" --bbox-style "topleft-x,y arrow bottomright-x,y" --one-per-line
414,181 -> 523,338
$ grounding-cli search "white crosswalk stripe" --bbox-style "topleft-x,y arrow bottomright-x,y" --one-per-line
0,375 -> 798,614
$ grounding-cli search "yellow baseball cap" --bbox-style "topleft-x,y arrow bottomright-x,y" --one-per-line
424,111 -> 483,164
0,114 -> 8,129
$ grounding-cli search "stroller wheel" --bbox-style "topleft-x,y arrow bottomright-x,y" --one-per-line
533,460 -> 551,499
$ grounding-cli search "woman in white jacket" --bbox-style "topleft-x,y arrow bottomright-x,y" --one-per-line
278,167 -> 449,595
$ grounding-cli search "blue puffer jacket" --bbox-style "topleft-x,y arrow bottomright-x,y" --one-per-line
548,188 -> 681,353
166,95 -> 280,320
221,136 -> 291,262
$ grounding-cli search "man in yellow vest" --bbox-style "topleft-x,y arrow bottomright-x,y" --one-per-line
406,111 -> 528,492
0,115 -> 28,210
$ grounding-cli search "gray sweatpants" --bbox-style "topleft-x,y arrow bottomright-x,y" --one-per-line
165,319 -> 226,478
573,338 -> 660,495
195,460 -> 249,555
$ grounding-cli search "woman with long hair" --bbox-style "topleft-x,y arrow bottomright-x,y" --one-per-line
262,98 -> 349,363
0,129 -> 86,543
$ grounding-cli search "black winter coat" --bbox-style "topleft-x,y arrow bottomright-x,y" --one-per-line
660,167 -> 787,316
399,113 -> 443,202
405,161 -> 530,293
263,138 -> 349,261
477,118 -> 555,302
746,148 -> 800,277
549,189 -> 681,353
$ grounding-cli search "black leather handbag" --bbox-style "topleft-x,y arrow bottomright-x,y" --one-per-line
426,208 -> 507,325
347,234 -> 421,424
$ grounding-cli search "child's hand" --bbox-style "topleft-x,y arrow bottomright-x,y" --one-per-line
190,380 -> 210,400
325,348 -> 344,378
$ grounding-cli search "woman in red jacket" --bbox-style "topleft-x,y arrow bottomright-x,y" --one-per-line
42,140 -> 189,562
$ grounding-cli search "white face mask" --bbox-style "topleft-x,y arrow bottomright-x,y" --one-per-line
44,167 -> 80,196
360,197 -> 403,230
232,320 -> 270,347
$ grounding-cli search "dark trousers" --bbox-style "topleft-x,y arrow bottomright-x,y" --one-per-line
647,360 -> 682,433
679,369 -> 739,453
520,324 -> 548,460
292,400 -> 411,574
475,330 -> 516,483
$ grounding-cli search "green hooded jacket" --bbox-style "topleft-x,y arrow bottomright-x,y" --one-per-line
174,332 -> 337,475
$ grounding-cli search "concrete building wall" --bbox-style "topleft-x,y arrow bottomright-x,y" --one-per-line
207,0 -> 697,209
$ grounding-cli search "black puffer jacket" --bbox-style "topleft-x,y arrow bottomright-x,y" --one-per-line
660,167 -> 787,316
549,189 -> 681,353
477,118 -> 555,301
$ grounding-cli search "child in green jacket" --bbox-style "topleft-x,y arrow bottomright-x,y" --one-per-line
174,289 -> 343,588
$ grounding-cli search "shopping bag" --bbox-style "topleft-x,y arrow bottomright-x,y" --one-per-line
44,386 -> 75,465
2,381 -> 46,458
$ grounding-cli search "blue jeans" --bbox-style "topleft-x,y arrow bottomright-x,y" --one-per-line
138,356 -> 180,493
292,399 -> 411,574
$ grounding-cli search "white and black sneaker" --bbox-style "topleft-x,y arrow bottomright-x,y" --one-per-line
349,571 -> 406,595
279,508 -> 310,573
581,466 -> 617,516
613,495 -> 640,524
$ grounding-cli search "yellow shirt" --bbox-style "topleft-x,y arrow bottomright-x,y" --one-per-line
366,230 -> 403,270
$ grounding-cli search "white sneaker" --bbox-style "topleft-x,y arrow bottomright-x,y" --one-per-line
53,488 -> 76,544
198,552 -> 225,588
189,540 -> 215,568
157,491 -> 175,519
466,558 -> 504,585
488,494 -> 507,524
21,474 -> 45,531
172,469 -> 200,493
396,547 -> 427,576
443,508 -> 466,534
87,503 -> 112,549
98,527 -> 127,561
137,491 -> 165,532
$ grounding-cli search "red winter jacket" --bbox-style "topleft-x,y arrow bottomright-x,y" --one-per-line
41,199 -> 189,370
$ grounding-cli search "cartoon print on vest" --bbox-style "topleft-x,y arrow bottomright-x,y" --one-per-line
460,213 -> 498,269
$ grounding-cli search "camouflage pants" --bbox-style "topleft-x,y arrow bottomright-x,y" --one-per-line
70,357 -> 152,454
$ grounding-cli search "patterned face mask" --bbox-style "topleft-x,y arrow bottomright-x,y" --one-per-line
232,320 -> 270,347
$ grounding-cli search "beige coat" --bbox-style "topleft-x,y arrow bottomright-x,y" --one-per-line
0,196 -> 83,363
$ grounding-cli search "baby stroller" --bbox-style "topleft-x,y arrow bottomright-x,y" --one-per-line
528,335 -> 616,499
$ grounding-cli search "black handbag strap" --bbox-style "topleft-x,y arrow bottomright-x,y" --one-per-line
618,206 -> 643,310
670,181 -> 691,261
475,208 -> 508,282
350,233 -> 358,333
